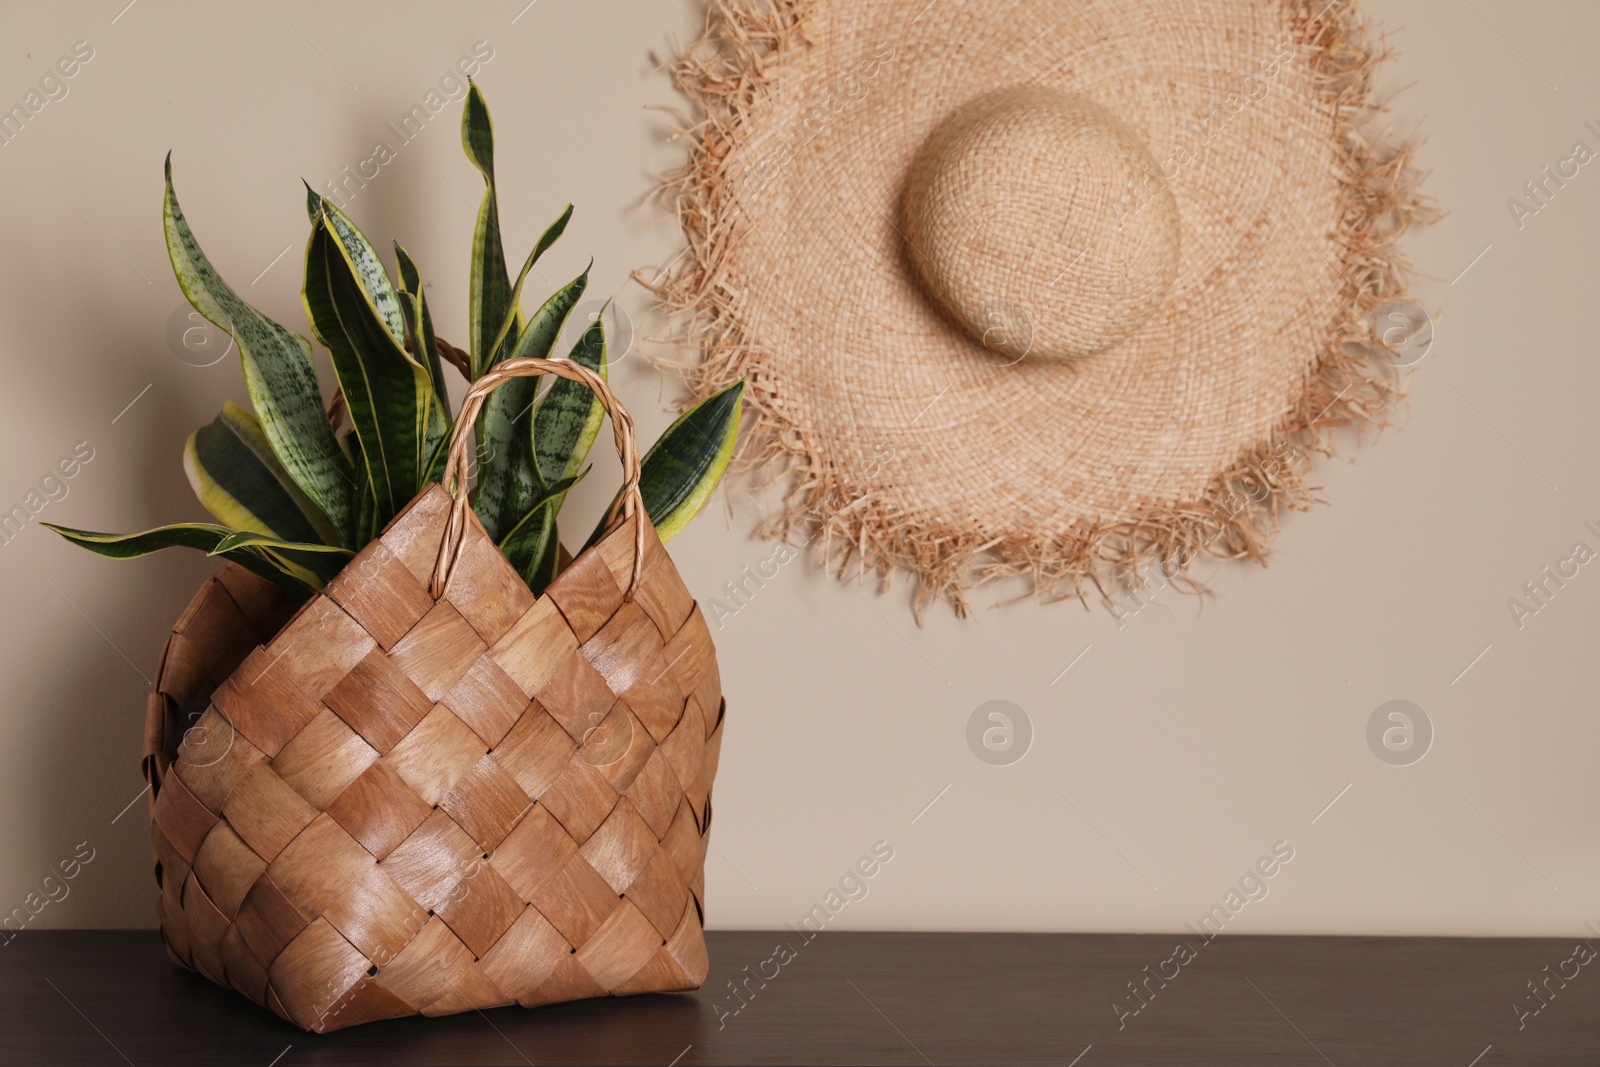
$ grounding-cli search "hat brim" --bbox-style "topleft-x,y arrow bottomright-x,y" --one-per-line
655,0 -> 1433,616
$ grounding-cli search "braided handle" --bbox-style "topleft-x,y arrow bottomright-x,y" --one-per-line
430,357 -> 644,600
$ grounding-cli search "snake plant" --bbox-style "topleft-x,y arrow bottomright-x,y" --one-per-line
47,84 -> 743,603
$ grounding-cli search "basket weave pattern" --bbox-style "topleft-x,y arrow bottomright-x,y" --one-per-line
143,367 -> 723,1032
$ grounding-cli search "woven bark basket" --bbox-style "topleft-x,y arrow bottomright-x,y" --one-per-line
142,359 -> 724,1032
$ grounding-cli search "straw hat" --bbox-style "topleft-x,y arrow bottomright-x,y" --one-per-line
658,0 -> 1431,615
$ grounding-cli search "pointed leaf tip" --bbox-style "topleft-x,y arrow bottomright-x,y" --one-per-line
588,379 -> 745,547
162,168 -> 356,544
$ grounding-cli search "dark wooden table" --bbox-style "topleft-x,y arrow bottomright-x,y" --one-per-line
3,930 -> 1594,1064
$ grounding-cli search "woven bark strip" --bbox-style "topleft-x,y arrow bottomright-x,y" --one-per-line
144,359 -> 723,1032
651,0 -> 1437,618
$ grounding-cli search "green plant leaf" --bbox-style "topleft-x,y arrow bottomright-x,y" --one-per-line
461,80 -> 574,543
43,522 -> 316,601
463,81 -> 514,381
164,156 -> 355,544
533,309 -> 607,488
419,428 -> 452,488
474,262 -> 587,542
470,207 -> 573,492
349,448 -> 377,545
304,203 -> 439,530
184,402 -> 342,546
498,471 -> 584,594
393,242 -> 450,483
315,191 -> 406,344
211,530 -> 353,587
505,263 -> 589,366
500,499 -> 559,595
45,521 -> 231,558
589,381 -> 744,547
393,242 -> 449,405
478,205 -> 575,376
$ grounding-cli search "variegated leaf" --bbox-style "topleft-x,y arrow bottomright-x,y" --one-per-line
304,204 -> 439,529
589,381 -> 744,546
394,242 -> 450,482
211,530 -> 353,587
394,242 -> 449,403
533,309 -> 607,487
474,249 -> 584,543
184,402 -> 342,546
314,189 -> 406,343
498,471 -> 583,594
164,155 -> 355,544
463,81 -> 514,381
43,522 -> 316,601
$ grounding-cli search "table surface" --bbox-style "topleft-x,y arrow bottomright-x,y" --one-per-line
3,930 -> 1595,1065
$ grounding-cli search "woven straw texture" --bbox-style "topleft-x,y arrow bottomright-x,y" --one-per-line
142,362 -> 722,1032
902,85 -> 1182,363
656,0 -> 1434,615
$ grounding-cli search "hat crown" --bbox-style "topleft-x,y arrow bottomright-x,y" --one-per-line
902,86 -> 1181,362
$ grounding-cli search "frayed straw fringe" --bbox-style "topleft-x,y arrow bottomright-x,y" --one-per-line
646,0 -> 1437,620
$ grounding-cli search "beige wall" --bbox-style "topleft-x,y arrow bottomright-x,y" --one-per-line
0,0 -> 1595,939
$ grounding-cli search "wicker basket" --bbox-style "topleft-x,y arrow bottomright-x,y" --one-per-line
142,359 -> 724,1032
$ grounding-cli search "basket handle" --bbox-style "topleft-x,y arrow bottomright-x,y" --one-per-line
430,356 -> 644,600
